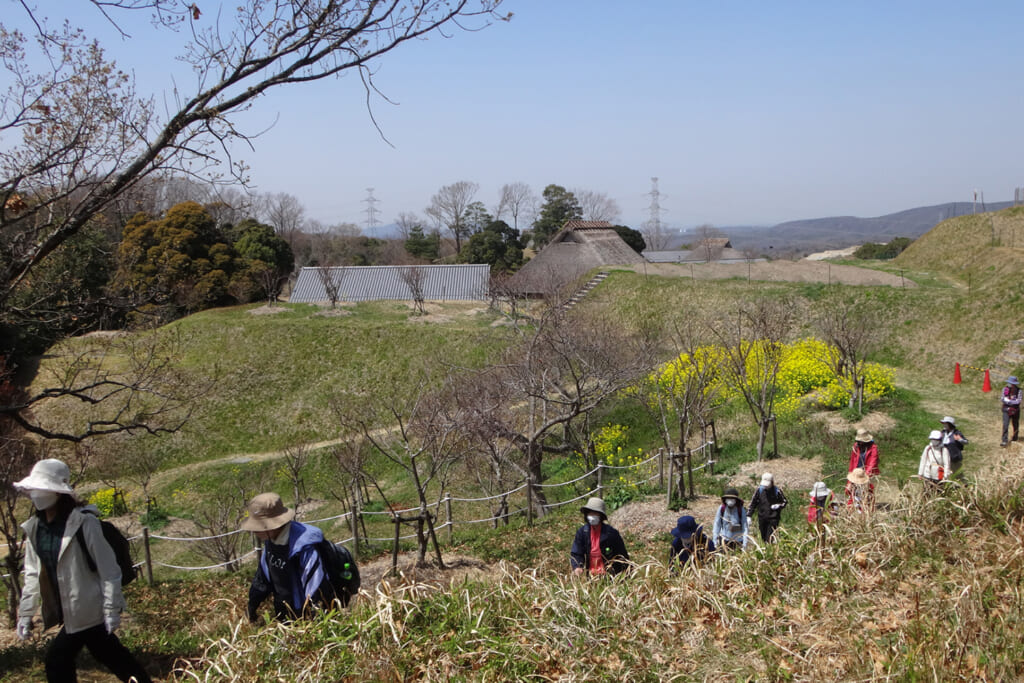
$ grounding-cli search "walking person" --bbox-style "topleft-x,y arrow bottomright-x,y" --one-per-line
846,468 -> 872,513
939,416 -> 969,476
747,472 -> 788,543
570,497 -> 630,576
1001,376 -> 1022,447
669,516 -> 714,571
806,481 -> 837,526
918,430 -> 951,492
846,429 -> 879,510
712,488 -> 749,552
243,492 -> 339,622
14,459 -> 153,683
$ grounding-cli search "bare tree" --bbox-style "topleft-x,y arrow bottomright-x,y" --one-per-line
0,0 -> 508,314
190,469 -> 272,573
494,182 -> 536,232
696,224 -> 726,263
425,181 -> 479,253
400,266 -> 427,315
332,380 -> 462,568
641,219 -> 672,251
713,298 -> 796,461
281,442 -> 313,510
394,212 -> 424,241
317,266 -> 345,307
573,189 -> 621,223
813,291 -> 882,413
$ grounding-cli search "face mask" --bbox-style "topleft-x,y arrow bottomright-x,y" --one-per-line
586,514 -> 601,526
931,439 -> 941,447
725,499 -> 736,508
29,490 -> 59,510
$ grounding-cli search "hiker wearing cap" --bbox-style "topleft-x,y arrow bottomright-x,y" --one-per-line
939,416 -> 969,475
747,472 -> 788,543
846,429 -> 879,510
1001,376 -> 1022,447
669,516 -> 714,570
918,430 -> 951,490
570,497 -> 630,576
14,459 -> 153,683
712,488 -> 749,551
243,492 -> 338,622
806,482 -> 837,526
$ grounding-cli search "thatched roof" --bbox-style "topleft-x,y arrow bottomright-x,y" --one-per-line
510,221 -> 645,296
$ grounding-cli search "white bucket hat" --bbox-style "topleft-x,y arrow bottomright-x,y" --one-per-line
580,497 -> 607,519
809,482 -> 830,498
759,472 -> 774,487
13,459 -> 75,494
940,416 -> 956,426
928,429 -> 942,440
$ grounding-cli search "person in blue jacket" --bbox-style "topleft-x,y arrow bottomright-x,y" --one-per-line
569,497 -> 630,576
669,515 -> 714,570
243,492 -> 337,621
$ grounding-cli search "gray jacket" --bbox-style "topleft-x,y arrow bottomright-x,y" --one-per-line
19,505 -> 124,634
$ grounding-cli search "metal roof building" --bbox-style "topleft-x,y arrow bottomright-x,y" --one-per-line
289,264 -> 490,303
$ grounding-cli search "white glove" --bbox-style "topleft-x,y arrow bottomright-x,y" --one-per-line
770,503 -> 781,510
105,612 -> 121,634
16,616 -> 32,640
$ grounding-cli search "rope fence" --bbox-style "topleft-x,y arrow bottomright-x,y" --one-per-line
10,442 -> 716,584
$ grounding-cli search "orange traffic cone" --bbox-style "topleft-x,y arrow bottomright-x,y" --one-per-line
954,363 -> 962,384
983,369 -> 992,392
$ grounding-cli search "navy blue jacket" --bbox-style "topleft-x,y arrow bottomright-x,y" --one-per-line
570,522 -> 630,576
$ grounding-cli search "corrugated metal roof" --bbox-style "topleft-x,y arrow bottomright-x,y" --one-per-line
289,264 -> 490,303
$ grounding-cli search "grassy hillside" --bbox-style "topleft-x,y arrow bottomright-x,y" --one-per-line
7,212 -> 1024,680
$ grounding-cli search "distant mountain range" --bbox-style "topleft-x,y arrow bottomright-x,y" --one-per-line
718,201 -> 1015,254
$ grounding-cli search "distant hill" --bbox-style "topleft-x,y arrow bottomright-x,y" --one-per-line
719,201 -> 1015,254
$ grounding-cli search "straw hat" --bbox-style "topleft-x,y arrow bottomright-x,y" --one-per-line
13,459 -> 75,494
809,482 -> 831,498
240,493 -> 295,532
847,467 -> 870,485
855,428 -> 874,443
580,497 -> 607,520
759,472 -> 774,487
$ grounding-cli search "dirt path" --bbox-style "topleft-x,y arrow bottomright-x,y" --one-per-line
626,259 -> 915,287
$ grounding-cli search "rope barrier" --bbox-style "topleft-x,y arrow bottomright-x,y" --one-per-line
305,511 -> 353,524
154,548 -> 258,571
600,452 -> 660,470
542,488 -> 599,510
448,483 -> 528,503
150,528 -> 246,542
535,468 -> 599,488
450,507 -> 529,525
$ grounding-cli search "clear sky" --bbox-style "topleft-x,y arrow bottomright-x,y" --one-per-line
41,1 -> 1024,230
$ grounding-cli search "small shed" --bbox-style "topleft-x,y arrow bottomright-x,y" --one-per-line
289,264 -> 490,303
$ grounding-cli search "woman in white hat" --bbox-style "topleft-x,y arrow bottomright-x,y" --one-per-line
569,497 -> 630,576
806,482 -> 837,526
712,488 -> 749,551
14,459 -> 152,683
918,430 -> 951,491
939,416 -> 968,475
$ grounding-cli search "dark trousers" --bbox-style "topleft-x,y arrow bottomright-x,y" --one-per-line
45,623 -> 152,683
1002,410 -> 1019,444
758,517 -> 780,543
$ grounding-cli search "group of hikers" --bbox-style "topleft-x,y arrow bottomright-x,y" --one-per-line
8,375 -> 1016,681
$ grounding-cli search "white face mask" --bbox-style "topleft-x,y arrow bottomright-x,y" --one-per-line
29,490 -> 59,510
930,439 -> 942,448
725,499 -> 736,508
586,514 -> 602,526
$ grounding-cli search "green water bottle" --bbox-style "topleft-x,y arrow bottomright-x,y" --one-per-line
340,562 -> 353,581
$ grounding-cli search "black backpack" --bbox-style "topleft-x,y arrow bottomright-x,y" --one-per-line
76,510 -> 138,586
317,539 -> 360,607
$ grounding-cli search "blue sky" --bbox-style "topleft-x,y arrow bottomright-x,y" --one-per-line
45,1 -> 1024,229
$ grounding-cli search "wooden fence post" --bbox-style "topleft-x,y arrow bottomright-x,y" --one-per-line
658,447 -> 665,488
771,414 -> 779,459
596,463 -> 604,498
444,495 -> 453,545
390,515 -> 401,573
142,527 -> 154,586
666,455 -> 675,508
687,448 -> 695,500
526,474 -> 534,527
350,501 -> 360,556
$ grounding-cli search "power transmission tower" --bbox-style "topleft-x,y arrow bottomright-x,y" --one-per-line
363,188 -> 380,230
643,177 -> 669,249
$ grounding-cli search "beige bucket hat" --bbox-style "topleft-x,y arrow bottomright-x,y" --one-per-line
240,492 -> 296,532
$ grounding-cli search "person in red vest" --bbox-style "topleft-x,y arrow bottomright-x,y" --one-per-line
846,429 -> 879,510
570,497 -> 630,576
